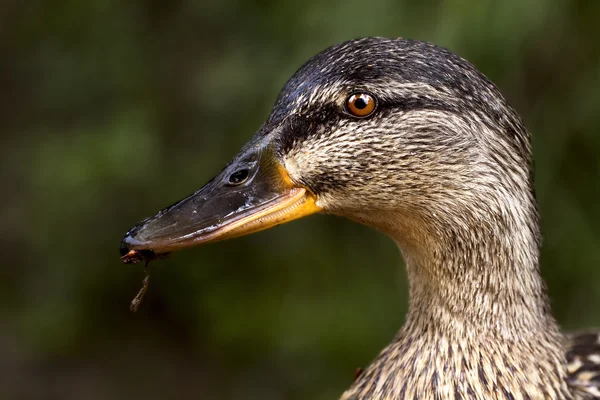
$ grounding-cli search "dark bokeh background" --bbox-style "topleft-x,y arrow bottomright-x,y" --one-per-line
2,0 -> 599,399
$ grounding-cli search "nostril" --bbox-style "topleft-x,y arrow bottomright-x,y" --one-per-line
228,169 -> 249,185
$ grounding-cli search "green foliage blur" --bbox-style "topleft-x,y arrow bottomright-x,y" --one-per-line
2,0 -> 599,398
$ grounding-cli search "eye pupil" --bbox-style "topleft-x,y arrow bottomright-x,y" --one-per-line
229,169 -> 249,185
354,98 -> 367,109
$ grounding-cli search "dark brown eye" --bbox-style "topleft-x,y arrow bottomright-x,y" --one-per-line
346,93 -> 376,117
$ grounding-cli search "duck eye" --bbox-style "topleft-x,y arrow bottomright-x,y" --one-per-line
228,169 -> 249,185
346,93 -> 376,117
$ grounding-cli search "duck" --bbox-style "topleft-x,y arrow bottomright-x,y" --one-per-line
120,37 -> 600,399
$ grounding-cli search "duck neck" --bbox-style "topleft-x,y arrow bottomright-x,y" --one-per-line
341,207 -> 571,399
352,200 -> 558,336
399,215 -> 555,337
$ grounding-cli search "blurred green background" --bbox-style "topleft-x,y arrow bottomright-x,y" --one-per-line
2,0 -> 599,399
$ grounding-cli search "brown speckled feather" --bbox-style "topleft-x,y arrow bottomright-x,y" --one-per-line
567,331 -> 600,398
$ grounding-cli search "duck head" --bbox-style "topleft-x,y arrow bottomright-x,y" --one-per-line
120,37 -> 535,262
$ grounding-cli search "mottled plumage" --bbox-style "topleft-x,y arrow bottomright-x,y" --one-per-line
264,38 -> 599,399
567,332 -> 600,398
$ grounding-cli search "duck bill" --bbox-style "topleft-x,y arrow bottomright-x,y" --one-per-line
120,139 -> 320,259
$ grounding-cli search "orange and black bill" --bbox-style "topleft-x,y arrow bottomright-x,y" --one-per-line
120,137 -> 320,263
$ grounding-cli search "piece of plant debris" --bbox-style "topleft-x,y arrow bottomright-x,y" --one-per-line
121,250 -> 169,312
130,261 -> 150,313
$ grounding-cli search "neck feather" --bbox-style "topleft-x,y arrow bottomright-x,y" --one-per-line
400,210 -> 551,336
340,194 -> 572,399
348,179 -> 556,335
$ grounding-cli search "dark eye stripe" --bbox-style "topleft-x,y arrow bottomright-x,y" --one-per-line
276,93 -> 464,156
